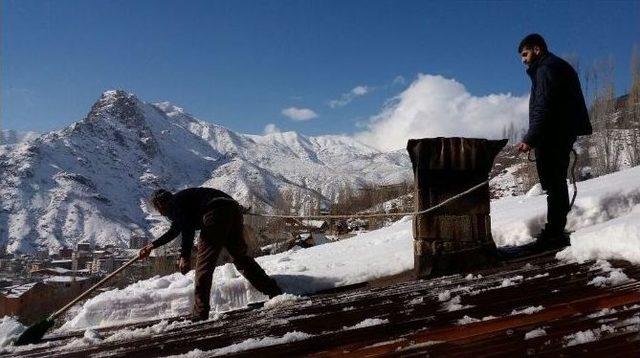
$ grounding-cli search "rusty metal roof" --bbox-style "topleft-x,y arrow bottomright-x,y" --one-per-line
11,253 -> 640,357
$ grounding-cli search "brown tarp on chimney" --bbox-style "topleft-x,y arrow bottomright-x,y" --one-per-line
407,137 -> 507,278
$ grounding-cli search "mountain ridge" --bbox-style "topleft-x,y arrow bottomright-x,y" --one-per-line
0,90 -> 411,254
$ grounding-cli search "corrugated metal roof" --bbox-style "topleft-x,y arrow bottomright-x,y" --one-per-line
10,253 -> 640,356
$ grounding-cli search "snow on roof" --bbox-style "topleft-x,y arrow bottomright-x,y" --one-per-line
55,166 -> 640,334
44,276 -> 90,283
40,267 -> 91,275
301,220 -> 327,228
51,259 -> 72,264
1,282 -> 39,298
299,233 -> 311,240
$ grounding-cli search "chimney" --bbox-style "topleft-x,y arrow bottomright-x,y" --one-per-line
407,137 -> 507,278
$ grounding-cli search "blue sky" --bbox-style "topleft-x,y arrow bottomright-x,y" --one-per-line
2,0 -> 639,137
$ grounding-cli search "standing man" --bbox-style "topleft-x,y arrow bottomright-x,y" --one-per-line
515,34 -> 592,250
139,187 -> 282,321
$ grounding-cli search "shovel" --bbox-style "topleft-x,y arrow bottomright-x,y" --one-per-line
15,255 -> 140,345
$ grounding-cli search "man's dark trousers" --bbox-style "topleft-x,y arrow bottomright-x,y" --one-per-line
534,139 -> 574,235
193,201 -> 281,318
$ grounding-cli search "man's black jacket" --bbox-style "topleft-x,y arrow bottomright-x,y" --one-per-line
524,52 -> 592,147
151,187 -> 237,258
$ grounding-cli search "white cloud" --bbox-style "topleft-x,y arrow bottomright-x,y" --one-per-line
329,85 -> 372,108
351,86 -> 369,96
392,75 -> 406,86
281,107 -> 318,121
355,74 -> 529,152
263,123 -> 281,134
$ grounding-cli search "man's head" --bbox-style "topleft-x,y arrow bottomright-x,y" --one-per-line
151,189 -> 173,216
518,34 -> 548,67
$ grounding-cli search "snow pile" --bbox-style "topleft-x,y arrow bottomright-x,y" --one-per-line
621,315 -> 640,330
586,308 -> 617,319
524,328 -> 547,340
204,331 -> 313,356
588,270 -> 629,288
65,329 -> 103,349
344,318 -> 389,330
526,273 -> 550,280
456,316 -> 480,325
263,294 -> 301,309
557,202 -> 640,264
511,305 -> 544,315
564,329 -> 599,347
61,272 -> 196,330
0,316 -> 25,347
61,218 -> 413,331
440,295 -> 472,312
493,166 -> 640,255
103,320 -> 192,343
437,290 -> 452,302
584,260 -> 630,288
500,275 -> 524,288
563,325 -> 616,347
526,183 -> 544,197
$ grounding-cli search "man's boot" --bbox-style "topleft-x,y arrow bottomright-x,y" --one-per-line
264,280 -> 283,298
187,310 -> 209,322
533,226 -> 571,251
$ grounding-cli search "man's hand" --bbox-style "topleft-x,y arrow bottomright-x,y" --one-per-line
515,142 -> 531,153
178,257 -> 191,275
138,243 -> 154,259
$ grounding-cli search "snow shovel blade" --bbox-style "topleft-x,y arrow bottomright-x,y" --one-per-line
15,318 -> 55,346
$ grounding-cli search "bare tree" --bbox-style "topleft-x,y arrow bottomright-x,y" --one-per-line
501,121 -> 521,144
590,57 -> 621,175
625,45 -> 640,167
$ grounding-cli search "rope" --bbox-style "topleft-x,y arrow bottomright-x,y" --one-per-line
244,179 -> 490,220
245,147 -> 580,221
524,147 -> 579,210
569,149 -> 578,209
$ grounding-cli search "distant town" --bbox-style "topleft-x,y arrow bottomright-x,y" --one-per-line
0,236 -> 186,324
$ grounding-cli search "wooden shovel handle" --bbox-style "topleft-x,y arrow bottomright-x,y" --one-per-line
48,255 -> 140,321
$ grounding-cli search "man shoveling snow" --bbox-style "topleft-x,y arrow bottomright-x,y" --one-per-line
139,188 -> 283,321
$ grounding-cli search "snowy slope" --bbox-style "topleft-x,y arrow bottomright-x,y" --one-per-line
0,90 -> 411,254
44,165 -> 640,332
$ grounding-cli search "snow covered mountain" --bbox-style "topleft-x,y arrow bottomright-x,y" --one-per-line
0,90 -> 411,254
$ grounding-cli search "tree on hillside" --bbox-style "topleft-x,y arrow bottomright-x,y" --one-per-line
589,57 -> 621,175
501,121 -> 522,144
625,46 -> 640,167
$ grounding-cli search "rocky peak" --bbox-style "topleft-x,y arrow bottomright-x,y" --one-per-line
87,90 -> 145,128
82,90 -> 158,156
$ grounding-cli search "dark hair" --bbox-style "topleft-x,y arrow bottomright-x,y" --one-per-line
518,34 -> 548,53
151,189 -> 173,209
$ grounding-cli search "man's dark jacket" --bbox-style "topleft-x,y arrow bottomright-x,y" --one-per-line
151,187 -> 237,258
523,52 -> 592,147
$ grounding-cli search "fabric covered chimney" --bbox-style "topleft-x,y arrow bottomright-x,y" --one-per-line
407,137 -> 507,278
